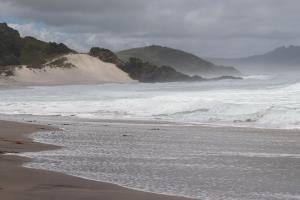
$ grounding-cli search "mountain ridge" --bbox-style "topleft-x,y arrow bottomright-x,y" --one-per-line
208,45 -> 300,73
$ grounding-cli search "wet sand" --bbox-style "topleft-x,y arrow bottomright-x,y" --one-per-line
0,120 -> 192,200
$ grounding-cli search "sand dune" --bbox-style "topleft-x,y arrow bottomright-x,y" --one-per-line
10,54 -> 134,85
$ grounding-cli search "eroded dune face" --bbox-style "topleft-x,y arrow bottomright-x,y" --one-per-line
11,54 -> 135,85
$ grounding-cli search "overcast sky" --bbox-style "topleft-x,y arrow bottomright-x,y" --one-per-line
0,0 -> 300,58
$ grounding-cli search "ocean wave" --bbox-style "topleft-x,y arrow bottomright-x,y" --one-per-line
1,79 -> 300,129
242,75 -> 273,80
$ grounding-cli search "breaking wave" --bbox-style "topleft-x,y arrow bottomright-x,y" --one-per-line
0,76 -> 300,129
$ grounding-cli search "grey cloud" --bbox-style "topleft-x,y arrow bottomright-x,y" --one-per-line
1,0 -> 300,57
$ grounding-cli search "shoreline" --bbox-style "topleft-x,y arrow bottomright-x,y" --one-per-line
3,112 -> 300,132
0,120 -> 193,200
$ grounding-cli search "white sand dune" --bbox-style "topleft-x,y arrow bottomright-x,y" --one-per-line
10,54 -> 134,85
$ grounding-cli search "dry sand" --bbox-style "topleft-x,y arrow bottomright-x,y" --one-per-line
0,120 -> 192,200
10,54 -> 135,85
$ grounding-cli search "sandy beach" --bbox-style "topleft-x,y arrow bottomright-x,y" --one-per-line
0,120 -> 192,200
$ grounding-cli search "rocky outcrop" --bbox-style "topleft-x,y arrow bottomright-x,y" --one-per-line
89,47 -> 123,67
208,76 -> 243,81
120,57 -> 203,83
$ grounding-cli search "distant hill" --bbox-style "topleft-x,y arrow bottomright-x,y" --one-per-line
208,45 -> 300,74
89,47 -> 205,82
0,23 -> 75,67
117,45 -> 241,78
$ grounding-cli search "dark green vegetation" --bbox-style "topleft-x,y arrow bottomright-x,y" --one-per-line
90,47 -> 123,67
122,57 -> 203,82
0,23 -> 75,67
0,23 -> 75,75
117,45 -> 241,77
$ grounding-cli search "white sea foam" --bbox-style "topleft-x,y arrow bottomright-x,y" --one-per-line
0,75 -> 300,129
242,74 -> 273,80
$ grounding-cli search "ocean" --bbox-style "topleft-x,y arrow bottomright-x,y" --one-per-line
1,74 -> 300,129
1,74 -> 300,199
